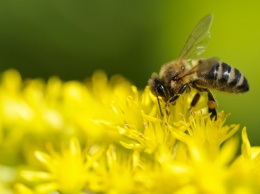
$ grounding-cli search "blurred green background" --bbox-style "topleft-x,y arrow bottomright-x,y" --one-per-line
0,0 -> 259,144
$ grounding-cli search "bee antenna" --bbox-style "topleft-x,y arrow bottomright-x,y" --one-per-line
157,96 -> 164,117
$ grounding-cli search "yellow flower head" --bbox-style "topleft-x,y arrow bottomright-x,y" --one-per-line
0,69 -> 258,194
19,137 -> 104,194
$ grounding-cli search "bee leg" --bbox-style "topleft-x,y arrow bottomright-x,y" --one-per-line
192,83 -> 217,120
191,92 -> 201,107
190,92 -> 201,115
166,84 -> 188,106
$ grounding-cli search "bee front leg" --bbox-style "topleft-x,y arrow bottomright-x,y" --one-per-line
166,84 -> 188,106
192,83 -> 217,120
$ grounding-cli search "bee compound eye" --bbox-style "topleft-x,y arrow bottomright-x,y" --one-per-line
156,83 -> 167,98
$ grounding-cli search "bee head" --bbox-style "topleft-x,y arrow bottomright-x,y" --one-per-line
148,73 -> 170,102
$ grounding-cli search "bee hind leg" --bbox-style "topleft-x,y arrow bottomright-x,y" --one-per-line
191,83 -> 217,120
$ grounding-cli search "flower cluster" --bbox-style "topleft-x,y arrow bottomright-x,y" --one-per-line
0,69 -> 259,194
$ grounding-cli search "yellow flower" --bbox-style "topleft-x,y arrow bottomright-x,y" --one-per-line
19,137 -> 104,194
0,69 -> 258,193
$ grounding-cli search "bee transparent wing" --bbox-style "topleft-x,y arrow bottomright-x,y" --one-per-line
178,14 -> 213,61
192,57 -> 220,73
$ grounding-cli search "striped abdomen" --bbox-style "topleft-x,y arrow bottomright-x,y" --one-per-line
196,60 -> 249,93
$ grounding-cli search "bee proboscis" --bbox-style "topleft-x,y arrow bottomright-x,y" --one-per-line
148,14 -> 249,119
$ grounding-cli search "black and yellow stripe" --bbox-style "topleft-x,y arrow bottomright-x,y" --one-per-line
198,61 -> 249,93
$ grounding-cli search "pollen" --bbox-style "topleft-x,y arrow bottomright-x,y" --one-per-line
208,100 -> 217,109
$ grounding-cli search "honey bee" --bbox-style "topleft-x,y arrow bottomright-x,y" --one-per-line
148,14 -> 249,119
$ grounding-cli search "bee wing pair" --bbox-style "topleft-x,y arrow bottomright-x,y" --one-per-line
179,14 -> 213,61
